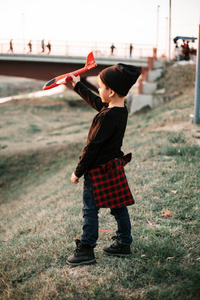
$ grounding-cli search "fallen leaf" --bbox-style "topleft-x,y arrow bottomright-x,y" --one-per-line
132,190 -> 138,195
147,219 -> 153,226
171,190 -> 177,194
161,209 -> 172,217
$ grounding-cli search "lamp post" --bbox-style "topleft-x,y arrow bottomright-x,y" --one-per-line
194,20 -> 200,124
168,0 -> 171,60
156,5 -> 160,50
22,13 -> 25,53
166,17 -> 168,57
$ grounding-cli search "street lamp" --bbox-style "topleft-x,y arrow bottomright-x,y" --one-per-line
194,19 -> 200,124
166,17 -> 168,56
156,5 -> 160,50
22,13 -> 25,53
168,0 -> 171,60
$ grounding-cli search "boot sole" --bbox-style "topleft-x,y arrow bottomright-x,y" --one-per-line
67,258 -> 96,267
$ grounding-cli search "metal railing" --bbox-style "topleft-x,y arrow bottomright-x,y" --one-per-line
0,39 -> 159,58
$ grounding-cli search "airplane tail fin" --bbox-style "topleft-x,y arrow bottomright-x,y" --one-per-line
85,52 -> 97,68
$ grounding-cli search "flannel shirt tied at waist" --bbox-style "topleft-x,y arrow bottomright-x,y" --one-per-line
87,153 -> 135,208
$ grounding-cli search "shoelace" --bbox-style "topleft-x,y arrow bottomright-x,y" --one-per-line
110,236 -> 120,247
74,239 -> 82,254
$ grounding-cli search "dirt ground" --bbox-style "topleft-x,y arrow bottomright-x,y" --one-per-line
0,98 -> 94,158
0,76 -> 46,98
157,61 -> 196,96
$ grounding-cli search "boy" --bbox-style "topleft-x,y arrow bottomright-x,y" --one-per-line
67,63 -> 140,266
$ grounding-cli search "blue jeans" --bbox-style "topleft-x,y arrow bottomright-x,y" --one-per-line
81,173 -> 132,248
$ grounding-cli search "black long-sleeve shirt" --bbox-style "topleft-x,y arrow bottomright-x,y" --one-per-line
74,82 -> 128,178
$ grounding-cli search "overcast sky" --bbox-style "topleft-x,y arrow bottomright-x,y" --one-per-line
0,0 -> 199,54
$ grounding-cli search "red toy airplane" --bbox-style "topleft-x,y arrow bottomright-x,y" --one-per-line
43,52 -> 97,90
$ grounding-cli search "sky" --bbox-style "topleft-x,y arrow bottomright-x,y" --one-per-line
0,0 -> 200,56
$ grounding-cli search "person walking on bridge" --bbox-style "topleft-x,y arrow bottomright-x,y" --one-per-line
110,43 -> 116,55
129,43 -> 133,57
46,41 -> 51,54
41,39 -> 45,54
28,40 -> 32,53
7,39 -> 13,53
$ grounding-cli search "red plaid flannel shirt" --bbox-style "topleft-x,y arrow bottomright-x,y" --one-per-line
87,153 -> 134,208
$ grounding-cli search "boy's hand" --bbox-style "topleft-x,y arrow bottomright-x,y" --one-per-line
70,73 -> 80,87
71,172 -> 79,184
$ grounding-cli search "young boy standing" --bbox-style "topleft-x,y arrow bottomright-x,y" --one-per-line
67,63 -> 140,266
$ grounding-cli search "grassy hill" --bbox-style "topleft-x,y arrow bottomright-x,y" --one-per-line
0,65 -> 200,299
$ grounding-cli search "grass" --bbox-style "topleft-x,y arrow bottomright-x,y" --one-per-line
0,87 -> 200,299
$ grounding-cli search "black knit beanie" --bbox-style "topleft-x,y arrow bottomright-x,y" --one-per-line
99,63 -> 140,96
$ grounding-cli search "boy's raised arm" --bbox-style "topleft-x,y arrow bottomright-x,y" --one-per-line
70,74 -> 104,112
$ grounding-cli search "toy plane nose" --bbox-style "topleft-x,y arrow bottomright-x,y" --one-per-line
43,78 -> 56,90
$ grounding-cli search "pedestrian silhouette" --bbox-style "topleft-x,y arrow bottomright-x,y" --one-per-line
7,39 -> 13,53
41,39 -> 45,54
183,41 -> 190,61
46,41 -> 51,54
110,43 -> 115,55
129,43 -> 133,57
28,40 -> 32,53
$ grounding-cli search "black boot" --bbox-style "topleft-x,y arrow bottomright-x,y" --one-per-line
103,236 -> 131,257
67,239 -> 96,266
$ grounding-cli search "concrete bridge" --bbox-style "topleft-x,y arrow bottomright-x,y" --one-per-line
0,52 -> 165,113
0,53 -> 148,91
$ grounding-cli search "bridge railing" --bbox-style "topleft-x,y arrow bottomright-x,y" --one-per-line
0,39 -> 159,58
